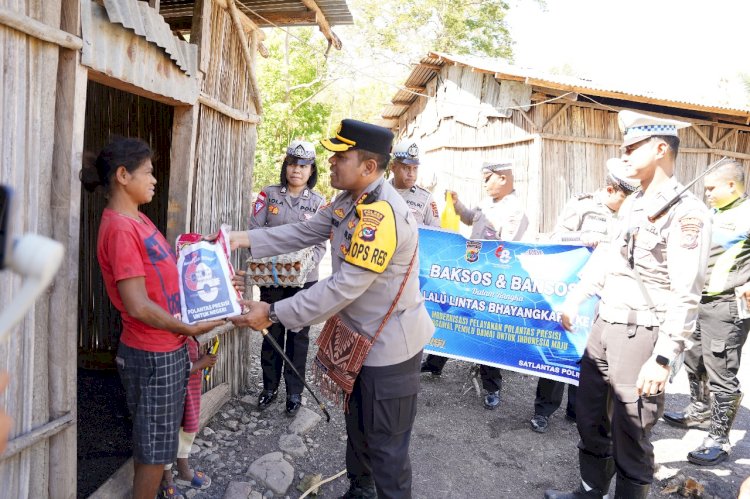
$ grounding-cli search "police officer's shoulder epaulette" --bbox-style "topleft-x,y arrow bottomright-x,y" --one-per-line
573,192 -> 593,200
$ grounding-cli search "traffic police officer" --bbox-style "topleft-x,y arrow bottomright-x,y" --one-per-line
389,139 -> 440,227
545,110 -> 711,499
249,140 -> 326,416
531,159 -> 640,434
229,119 -> 434,499
663,159 -> 750,466
421,160 -> 529,410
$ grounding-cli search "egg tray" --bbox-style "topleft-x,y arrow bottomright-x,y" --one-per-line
245,247 -> 314,288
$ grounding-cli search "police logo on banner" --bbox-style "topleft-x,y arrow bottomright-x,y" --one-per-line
465,240 -> 482,263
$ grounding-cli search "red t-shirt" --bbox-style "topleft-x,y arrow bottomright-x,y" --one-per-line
97,208 -> 186,352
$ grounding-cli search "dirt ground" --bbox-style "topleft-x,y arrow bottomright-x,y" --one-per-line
181,322 -> 750,499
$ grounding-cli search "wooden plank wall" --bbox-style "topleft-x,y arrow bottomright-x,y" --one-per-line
0,1 -> 69,497
398,65 -> 750,236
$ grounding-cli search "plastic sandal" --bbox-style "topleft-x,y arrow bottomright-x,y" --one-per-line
160,483 -> 185,499
174,470 -> 211,490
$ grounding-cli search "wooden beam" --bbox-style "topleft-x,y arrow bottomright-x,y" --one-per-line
199,92 -> 261,123
225,0 -> 263,114
540,132 -> 621,146
405,86 -> 425,93
713,128 -> 738,149
299,0 -> 342,50
0,413 -> 74,461
192,0 -> 213,74
419,63 -> 443,72
392,98 -> 415,105
542,103 -> 570,132
681,147 -> 750,161
513,99 -> 539,133
425,135 -> 537,152
691,124 -> 714,148
199,383 -> 232,428
48,3 -> 86,493
88,458 -> 133,499
249,10 -> 317,26
213,0 -> 264,40
0,5 -> 83,50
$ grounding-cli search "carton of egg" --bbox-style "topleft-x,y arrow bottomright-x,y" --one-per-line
245,247 -> 314,288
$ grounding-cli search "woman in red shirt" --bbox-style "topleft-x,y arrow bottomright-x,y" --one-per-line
80,138 -> 222,499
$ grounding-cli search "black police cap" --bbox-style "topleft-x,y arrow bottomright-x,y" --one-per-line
321,119 -> 394,156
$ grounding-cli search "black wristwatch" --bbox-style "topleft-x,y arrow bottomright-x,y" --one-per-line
655,355 -> 670,367
268,303 -> 279,324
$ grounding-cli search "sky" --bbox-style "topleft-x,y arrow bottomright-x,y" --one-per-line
506,0 -> 750,106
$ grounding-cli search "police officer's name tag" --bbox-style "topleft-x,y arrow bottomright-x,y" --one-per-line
345,201 -> 397,273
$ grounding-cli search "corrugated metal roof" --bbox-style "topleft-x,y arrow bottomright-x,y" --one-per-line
159,0 -> 353,28
81,0 -> 200,105
383,51 -> 750,120
103,0 -> 197,77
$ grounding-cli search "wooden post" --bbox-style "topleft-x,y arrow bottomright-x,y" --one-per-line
48,0 -> 86,496
167,105 -> 200,244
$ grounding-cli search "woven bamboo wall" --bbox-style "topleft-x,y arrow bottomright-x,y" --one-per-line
398,65 -> 750,236
188,0 -> 259,395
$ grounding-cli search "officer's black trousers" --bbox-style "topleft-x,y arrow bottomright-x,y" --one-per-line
345,351 -> 422,499
684,296 -> 750,395
534,378 -> 577,418
259,282 -> 315,395
576,317 -> 664,485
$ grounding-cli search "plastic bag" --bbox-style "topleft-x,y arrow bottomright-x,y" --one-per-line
176,224 -> 242,324
440,191 -> 460,231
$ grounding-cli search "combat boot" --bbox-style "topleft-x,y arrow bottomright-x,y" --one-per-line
544,451 -> 614,498
663,372 -> 710,430
613,474 -> 649,499
339,475 -> 377,499
688,392 -> 743,466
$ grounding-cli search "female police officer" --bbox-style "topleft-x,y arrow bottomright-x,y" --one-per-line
249,140 -> 326,416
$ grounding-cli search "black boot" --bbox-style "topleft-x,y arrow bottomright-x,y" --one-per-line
613,474 -> 649,499
339,475 -> 377,499
544,451 -> 614,498
688,392 -> 743,466
663,372 -> 710,430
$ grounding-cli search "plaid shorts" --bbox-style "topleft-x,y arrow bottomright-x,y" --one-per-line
116,342 -> 189,465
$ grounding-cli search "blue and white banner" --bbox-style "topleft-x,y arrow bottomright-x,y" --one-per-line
419,227 -> 599,385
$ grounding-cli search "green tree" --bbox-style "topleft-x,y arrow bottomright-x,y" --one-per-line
255,28 -> 337,199
349,0 -> 514,62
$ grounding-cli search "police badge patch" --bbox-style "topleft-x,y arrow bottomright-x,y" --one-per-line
431,201 -> 439,218
345,201 -> 397,273
253,191 -> 267,216
679,216 -> 703,249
